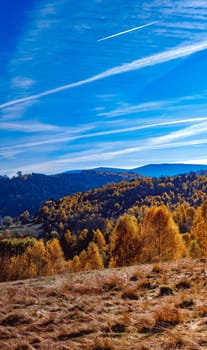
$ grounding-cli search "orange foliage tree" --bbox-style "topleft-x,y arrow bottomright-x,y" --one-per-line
141,206 -> 185,263
191,200 -> 207,257
86,242 -> 104,270
67,241 -> 104,272
0,238 -> 66,281
46,238 -> 66,274
109,214 -> 142,267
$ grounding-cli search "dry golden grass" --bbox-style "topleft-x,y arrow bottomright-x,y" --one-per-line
0,259 -> 207,349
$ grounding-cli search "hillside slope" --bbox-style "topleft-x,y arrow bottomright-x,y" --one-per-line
0,259 -> 207,349
37,171 -> 207,237
0,170 -> 139,217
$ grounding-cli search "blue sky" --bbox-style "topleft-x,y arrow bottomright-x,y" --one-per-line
1,0 -> 207,176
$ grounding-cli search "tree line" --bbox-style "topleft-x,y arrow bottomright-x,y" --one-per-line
1,200 -> 207,281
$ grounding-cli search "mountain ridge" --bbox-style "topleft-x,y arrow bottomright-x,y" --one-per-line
0,170 -> 140,217
1,163 -> 207,218
65,163 -> 207,177
132,163 -> 207,177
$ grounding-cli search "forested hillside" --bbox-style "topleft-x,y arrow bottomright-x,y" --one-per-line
1,171 -> 207,282
0,170 -> 140,217
35,172 -> 207,271
37,171 -> 207,237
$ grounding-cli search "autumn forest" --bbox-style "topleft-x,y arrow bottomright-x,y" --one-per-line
1,171 -> 207,282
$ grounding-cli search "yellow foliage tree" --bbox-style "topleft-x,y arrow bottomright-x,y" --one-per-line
141,206 -> 185,263
94,229 -> 107,252
86,242 -> 104,270
79,249 -> 88,270
109,214 -> 142,267
0,256 -> 22,281
25,240 -> 50,277
191,200 -> 207,257
68,255 -> 81,272
46,238 -> 66,274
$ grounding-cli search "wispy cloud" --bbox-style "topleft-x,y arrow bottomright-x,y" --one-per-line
109,138 -> 207,158
4,137 -> 207,177
11,77 -> 35,89
99,93 -> 207,118
97,21 -> 159,42
184,157 -> 207,165
152,121 -> 207,144
0,122 -> 98,158
99,100 -> 169,117
0,121 -> 60,133
163,21 -> 207,31
2,116 -> 207,157
74,23 -> 91,32
1,102 -> 35,121
80,117 -> 207,139
2,39 -> 207,109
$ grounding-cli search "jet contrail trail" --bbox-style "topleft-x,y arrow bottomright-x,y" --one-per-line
97,21 -> 160,42
2,116 -> 207,151
1,40 -> 207,110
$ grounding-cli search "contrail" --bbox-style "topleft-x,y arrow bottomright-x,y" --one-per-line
97,21 -> 160,42
2,116 -> 207,151
1,40 -> 207,109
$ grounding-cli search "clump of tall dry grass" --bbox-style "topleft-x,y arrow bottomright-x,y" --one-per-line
136,278 -> 153,290
91,337 -> 115,350
121,286 -> 139,300
1,311 -> 33,326
154,304 -> 183,328
151,262 -> 163,273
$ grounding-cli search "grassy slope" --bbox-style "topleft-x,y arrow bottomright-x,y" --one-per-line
0,222 -> 43,238
0,259 -> 207,350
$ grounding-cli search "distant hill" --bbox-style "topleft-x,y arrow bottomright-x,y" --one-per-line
65,167 -> 130,174
93,167 -> 130,173
0,170 -> 140,217
74,163 -> 207,177
132,163 -> 207,177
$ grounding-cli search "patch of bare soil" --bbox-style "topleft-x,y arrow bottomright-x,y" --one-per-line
0,259 -> 207,349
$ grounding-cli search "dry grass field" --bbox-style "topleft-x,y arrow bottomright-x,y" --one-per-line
0,259 -> 207,349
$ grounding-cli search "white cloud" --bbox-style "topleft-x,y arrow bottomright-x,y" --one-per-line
0,121 -> 60,133
183,158 -> 207,164
98,94 -> 207,118
4,137 -> 207,177
1,116 -> 207,157
74,23 -> 91,32
11,77 -> 35,89
1,102 -> 34,121
4,132 -> 207,177
163,21 -> 207,30
0,123 -> 97,157
2,39 -> 207,109
99,100 -> 169,117
152,121 -> 207,144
